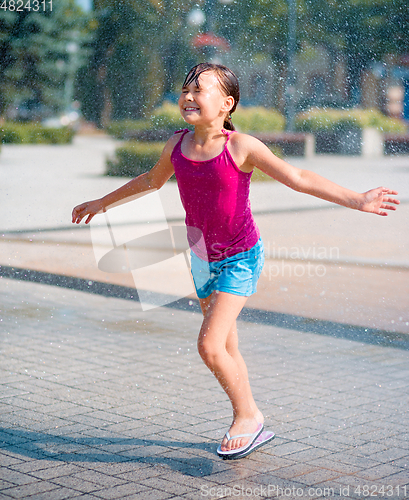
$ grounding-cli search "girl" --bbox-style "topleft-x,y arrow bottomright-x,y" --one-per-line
72,63 -> 399,460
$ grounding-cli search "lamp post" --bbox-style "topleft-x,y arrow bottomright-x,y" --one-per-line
203,0 -> 216,61
188,0 -> 233,62
65,40 -> 79,112
285,0 -> 296,132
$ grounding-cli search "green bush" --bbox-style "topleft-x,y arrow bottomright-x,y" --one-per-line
105,120 -> 148,140
150,102 -> 187,131
106,142 -> 166,177
296,108 -> 407,134
107,103 -> 286,139
0,122 -> 75,144
106,141 -> 280,180
251,145 -> 281,182
232,106 -> 285,133
106,103 -> 187,140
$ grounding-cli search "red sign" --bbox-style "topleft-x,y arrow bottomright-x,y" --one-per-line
193,33 -> 230,51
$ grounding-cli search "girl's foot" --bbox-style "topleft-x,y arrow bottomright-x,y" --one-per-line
220,412 -> 264,452
254,409 -> 264,427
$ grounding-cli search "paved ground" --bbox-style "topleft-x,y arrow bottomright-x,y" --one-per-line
1,135 -> 408,332
1,136 -> 409,499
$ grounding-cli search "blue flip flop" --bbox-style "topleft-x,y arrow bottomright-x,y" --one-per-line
229,429 -> 275,459
217,423 -> 264,459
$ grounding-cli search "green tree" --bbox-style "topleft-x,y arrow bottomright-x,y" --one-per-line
79,0 -> 198,126
0,0 -> 90,118
295,0 -> 409,103
215,0 -> 408,105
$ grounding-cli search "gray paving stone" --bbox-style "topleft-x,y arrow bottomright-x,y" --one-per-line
295,468 -> 343,486
1,278 -> 409,498
369,447 -> 409,463
50,475 -> 105,493
140,476 -> 197,496
121,490 -> 173,500
0,455 -> 24,468
334,474 -> 386,488
206,466 -> 260,485
305,457 -> 362,475
0,481 -> 14,491
348,441 -> 391,457
271,463 -> 321,479
298,436 -> 351,452
91,483 -> 148,499
0,470 -> 40,486
391,456 -> 409,468
115,468 -> 167,483
26,486 -> 86,499
355,463 -> 406,481
70,470 -> 127,488
29,464 -> 85,480
376,471 -> 409,487
8,459 -> 62,474
1,481 -> 60,498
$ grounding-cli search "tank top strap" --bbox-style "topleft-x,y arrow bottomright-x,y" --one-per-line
222,129 -> 235,142
173,129 -> 190,152
174,129 -> 190,136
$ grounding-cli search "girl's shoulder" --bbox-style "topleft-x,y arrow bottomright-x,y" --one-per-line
167,129 -> 190,147
229,131 -> 266,154
166,129 -> 187,146
157,131 -> 187,161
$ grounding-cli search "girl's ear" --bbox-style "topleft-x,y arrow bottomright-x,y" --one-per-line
221,95 -> 235,113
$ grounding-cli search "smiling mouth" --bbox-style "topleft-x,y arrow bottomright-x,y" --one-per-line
184,107 -> 199,111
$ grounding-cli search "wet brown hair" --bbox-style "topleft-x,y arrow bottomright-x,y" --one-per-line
182,63 -> 240,131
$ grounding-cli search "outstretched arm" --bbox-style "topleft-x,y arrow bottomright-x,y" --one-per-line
241,135 -> 400,216
72,136 -> 177,224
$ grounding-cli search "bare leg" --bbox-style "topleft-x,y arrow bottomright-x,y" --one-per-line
225,320 -> 264,426
198,291 -> 264,452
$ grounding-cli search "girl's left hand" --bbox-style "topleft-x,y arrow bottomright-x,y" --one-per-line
360,187 -> 400,216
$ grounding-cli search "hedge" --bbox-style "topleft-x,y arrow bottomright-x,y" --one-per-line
106,140 -> 279,181
232,106 -> 285,133
105,103 -> 187,140
106,103 -> 286,140
296,108 -> 407,134
0,122 -> 75,144
105,119 -> 148,140
150,102 -> 188,131
106,142 -> 166,177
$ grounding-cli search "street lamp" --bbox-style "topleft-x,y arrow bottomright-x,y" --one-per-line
65,40 -> 79,112
187,8 -> 206,27
188,0 -> 233,62
203,0 -> 216,60
285,0 -> 296,132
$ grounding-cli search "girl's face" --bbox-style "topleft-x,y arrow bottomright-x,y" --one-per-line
179,71 -> 234,127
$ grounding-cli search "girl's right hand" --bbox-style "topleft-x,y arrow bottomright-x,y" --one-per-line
72,199 -> 104,225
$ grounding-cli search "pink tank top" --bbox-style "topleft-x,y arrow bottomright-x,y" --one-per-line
171,129 -> 260,262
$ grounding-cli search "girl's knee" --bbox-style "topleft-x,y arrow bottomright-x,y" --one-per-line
197,336 -> 222,367
225,337 -> 238,357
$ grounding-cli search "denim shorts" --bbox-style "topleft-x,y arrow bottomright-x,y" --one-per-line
190,238 -> 265,299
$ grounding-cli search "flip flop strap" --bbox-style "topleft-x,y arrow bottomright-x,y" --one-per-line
225,431 -> 255,443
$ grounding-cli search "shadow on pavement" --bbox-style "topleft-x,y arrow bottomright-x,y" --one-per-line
2,264 -> 408,351
0,427 -> 217,477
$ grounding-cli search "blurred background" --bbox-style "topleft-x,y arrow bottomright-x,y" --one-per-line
1,0 -> 408,141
